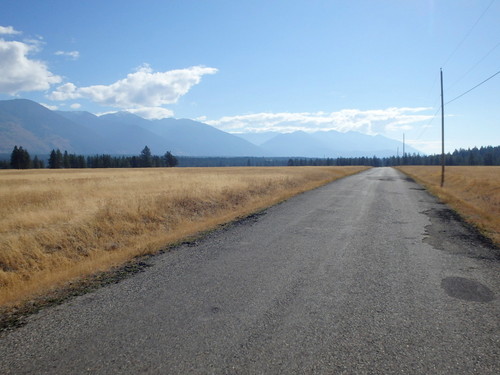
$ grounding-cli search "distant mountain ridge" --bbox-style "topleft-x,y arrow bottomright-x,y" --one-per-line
0,99 -> 420,157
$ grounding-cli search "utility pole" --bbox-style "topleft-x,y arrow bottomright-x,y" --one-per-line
403,133 -> 405,165
440,68 -> 445,187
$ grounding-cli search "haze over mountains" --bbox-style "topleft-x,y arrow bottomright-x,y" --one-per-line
0,99 -> 420,157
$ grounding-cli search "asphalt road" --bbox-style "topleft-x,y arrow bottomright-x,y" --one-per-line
0,167 -> 498,374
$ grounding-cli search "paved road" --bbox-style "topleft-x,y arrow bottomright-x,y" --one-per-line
1,167 -> 499,374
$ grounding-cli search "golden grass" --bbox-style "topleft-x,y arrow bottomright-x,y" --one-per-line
0,166 -> 368,306
396,166 -> 500,246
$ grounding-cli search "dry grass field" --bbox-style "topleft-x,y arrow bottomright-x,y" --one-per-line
0,166 -> 367,307
397,166 -> 500,246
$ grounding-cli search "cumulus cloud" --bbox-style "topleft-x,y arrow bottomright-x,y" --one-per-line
0,26 -> 21,35
126,107 -> 174,120
70,103 -> 81,109
55,50 -> 80,60
49,64 -> 217,111
49,82 -> 79,100
205,107 -> 433,135
0,34 -> 62,94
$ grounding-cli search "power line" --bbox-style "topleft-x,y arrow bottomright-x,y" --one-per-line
415,65 -> 499,140
415,106 -> 441,141
446,68 -> 500,105
416,63 -> 499,146
442,0 -> 496,67
448,40 -> 500,90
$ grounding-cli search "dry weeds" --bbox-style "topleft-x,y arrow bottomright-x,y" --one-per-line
396,166 -> 500,246
0,166 -> 367,306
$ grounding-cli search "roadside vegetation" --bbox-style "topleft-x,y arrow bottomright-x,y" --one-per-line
397,166 -> 500,246
0,166 -> 368,307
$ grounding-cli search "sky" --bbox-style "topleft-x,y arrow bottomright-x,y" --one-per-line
0,0 -> 499,154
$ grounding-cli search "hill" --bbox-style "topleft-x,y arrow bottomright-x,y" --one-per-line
0,99 -> 109,153
98,113 -> 265,156
242,130 -> 420,158
0,99 -> 263,156
0,98 -> 421,157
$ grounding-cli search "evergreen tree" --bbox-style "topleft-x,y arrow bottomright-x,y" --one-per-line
140,146 -> 153,167
32,155 -> 44,169
48,150 -> 57,168
48,149 -> 63,169
63,151 -> 71,168
77,155 -> 87,168
56,149 -> 63,168
10,146 -> 31,169
10,146 -> 20,169
164,151 -> 178,167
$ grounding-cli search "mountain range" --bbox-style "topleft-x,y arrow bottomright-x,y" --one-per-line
0,99 -> 420,157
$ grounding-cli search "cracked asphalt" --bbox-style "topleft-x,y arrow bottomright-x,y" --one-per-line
0,167 -> 498,374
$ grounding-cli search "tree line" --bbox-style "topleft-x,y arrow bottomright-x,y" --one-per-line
3,146 -> 178,169
2,145 -> 499,169
286,146 -> 500,167
385,145 -> 500,166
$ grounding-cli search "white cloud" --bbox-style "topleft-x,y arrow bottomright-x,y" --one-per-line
48,82 -> 79,100
126,107 -> 174,120
55,50 -> 80,60
49,64 -> 217,111
0,37 -> 62,95
70,103 -> 81,109
205,107 -> 434,135
0,26 -> 21,35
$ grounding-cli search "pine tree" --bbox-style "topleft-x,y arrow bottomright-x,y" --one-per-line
10,146 -> 20,169
48,149 -> 63,169
140,146 -> 153,167
63,151 -> 70,168
32,155 -> 43,169
48,150 -> 57,168
10,146 -> 31,169
56,149 -> 63,168
164,151 -> 178,167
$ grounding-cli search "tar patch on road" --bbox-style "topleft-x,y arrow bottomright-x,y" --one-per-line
441,276 -> 495,302
422,207 -> 500,262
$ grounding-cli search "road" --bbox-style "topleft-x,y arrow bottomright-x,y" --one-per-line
0,167 -> 498,374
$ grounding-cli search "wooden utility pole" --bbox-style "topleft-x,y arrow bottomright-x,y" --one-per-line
403,133 -> 405,164
440,69 -> 445,187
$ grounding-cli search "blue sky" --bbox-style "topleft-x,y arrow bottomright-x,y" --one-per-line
1,0 -> 499,154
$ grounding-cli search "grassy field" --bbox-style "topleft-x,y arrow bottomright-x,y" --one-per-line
0,166 -> 368,307
397,166 -> 500,246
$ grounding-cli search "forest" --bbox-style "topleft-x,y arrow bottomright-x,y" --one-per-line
1,145 -> 499,169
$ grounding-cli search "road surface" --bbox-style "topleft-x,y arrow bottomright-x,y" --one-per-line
0,167 -> 498,374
